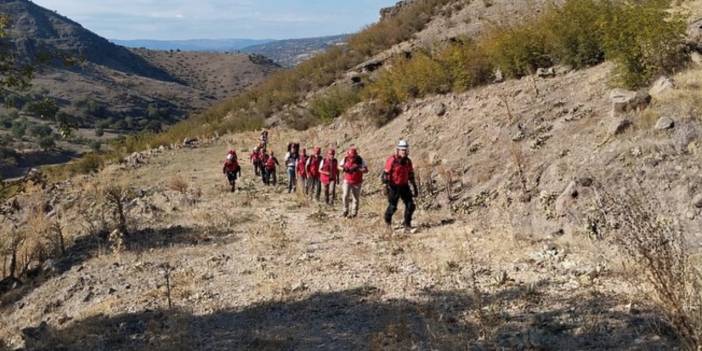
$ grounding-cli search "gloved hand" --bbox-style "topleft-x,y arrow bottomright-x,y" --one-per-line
383,185 -> 390,196
412,186 -> 419,198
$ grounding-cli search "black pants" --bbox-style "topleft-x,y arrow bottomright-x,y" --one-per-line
384,185 -> 415,227
226,172 -> 238,191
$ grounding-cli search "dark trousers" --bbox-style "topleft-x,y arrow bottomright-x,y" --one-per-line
307,177 -> 321,200
287,168 -> 296,193
226,172 -> 238,191
263,168 -> 276,185
384,185 -> 415,227
323,181 -> 337,205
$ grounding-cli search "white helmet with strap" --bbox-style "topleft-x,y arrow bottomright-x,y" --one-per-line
397,139 -> 409,150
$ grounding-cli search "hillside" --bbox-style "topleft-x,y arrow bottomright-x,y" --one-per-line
241,34 -> 349,67
3,0 -> 702,349
112,38 -> 274,52
0,0 -> 279,179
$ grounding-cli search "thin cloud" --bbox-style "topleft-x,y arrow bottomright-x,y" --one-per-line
31,0 -> 399,40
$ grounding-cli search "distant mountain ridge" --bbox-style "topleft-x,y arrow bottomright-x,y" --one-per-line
112,38 -> 275,52
112,34 -> 350,67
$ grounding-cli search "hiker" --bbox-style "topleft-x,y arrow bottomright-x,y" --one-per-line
319,148 -> 339,205
305,147 -> 322,200
340,146 -> 368,218
382,140 -> 418,231
223,150 -> 241,192
297,148 -> 308,194
284,143 -> 299,193
260,150 -> 270,185
250,147 -> 262,176
260,129 -> 269,149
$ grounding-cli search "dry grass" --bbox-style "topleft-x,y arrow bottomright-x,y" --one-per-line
592,183 -> 702,349
167,176 -> 189,194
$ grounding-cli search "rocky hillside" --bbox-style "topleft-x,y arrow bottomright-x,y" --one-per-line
0,0 -> 279,179
241,34 -> 349,67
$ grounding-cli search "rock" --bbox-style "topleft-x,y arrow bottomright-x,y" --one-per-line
687,18 -> 702,49
554,65 -> 573,75
649,76 -> 674,97
693,194 -> 702,208
654,116 -> 675,130
692,52 -> 702,66
608,118 -> 632,136
609,89 -> 651,114
22,321 -> 49,341
41,259 -> 59,274
493,69 -> 504,83
432,102 -> 447,116
536,67 -> 556,78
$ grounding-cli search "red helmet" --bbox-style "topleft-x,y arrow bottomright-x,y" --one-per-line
228,149 -> 237,156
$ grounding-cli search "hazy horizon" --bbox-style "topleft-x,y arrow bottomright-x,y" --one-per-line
31,0 -> 400,41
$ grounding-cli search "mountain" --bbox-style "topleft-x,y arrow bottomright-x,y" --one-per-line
240,34 -> 349,67
112,38 -> 275,52
0,0 -> 279,177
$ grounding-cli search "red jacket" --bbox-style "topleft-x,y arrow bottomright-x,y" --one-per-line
306,155 -> 321,179
223,160 -> 240,174
343,156 -> 367,185
319,158 -> 339,184
384,155 -> 413,186
297,155 -> 307,176
265,156 -> 278,171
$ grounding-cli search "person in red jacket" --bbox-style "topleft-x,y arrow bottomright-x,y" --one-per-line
382,140 -> 418,231
250,147 -> 262,176
297,148 -> 308,194
223,150 -> 241,192
319,149 -> 339,205
264,151 -> 279,186
305,147 -> 322,201
340,146 -> 368,218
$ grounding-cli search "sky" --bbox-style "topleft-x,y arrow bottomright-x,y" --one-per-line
32,0 -> 400,40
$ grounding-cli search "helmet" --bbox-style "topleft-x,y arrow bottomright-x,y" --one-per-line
226,154 -> 234,161
397,139 -> 409,150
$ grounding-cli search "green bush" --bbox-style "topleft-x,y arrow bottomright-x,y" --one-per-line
309,86 -> 361,122
29,124 -> 53,138
365,51 -> 450,108
481,20 -> 553,78
540,0 -> 609,68
38,135 -> 55,151
436,39 -> 494,91
601,0 -> 686,88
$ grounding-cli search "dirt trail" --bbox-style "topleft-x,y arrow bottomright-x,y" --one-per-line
0,140 -> 677,350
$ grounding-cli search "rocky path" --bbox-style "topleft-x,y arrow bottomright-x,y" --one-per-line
0,141 -> 679,350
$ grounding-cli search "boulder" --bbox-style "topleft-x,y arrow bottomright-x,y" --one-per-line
649,76 -> 675,97
432,102 -> 447,116
654,116 -> 675,130
493,69 -> 504,83
610,89 -> 651,114
693,194 -> 702,209
608,118 -> 632,136
536,67 -> 556,78
687,18 -> 702,50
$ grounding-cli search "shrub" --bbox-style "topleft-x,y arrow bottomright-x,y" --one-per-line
29,124 -> 52,138
309,85 -> 361,122
365,51 -> 450,110
38,135 -> 55,151
481,20 -> 553,78
435,39 -> 494,91
601,0 -> 686,88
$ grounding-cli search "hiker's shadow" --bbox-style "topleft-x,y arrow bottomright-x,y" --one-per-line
20,284 -> 677,350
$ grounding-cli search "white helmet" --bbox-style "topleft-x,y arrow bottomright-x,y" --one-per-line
397,139 -> 409,150
227,154 -> 234,161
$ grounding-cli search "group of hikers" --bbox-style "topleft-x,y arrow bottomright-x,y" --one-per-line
222,130 -> 420,231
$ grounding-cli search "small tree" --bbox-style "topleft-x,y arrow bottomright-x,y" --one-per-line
38,135 -> 56,151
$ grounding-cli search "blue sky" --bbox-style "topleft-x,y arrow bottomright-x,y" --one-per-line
33,0 -> 400,40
